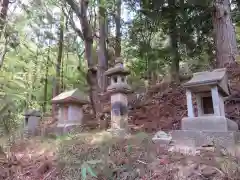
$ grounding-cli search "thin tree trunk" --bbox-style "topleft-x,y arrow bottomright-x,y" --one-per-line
213,0 -> 238,68
0,0 -> 9,38
169,0 -> 180,83
0,32 -> 7,68
55,11 -> 64,96
43,48 -> 50,113
114,0 -> 121,57
61,53 -> 64,91
52,11 -> 64,119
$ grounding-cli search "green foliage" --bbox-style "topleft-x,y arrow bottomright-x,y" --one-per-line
0,0 -> 89,134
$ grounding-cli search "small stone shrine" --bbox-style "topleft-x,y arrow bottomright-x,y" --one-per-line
171,68 -> 239,151
24,110 -> 41,136
51,89 -> 90,130
105,57 -> 132,135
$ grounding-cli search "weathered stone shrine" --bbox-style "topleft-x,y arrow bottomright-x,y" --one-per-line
51,89 -> 90,128
24,110 -> 41,136
105,57 -> 132,135
171,68 -> 239,150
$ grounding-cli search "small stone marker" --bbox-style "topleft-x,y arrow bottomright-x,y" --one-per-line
24,110 -> 41,136
152,131 -> 172,146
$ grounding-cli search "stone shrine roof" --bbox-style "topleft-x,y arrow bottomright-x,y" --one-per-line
24,110 -> 41,117
51,89 -> 90,105
105,57 -> 130,76
183,68 -> 230,96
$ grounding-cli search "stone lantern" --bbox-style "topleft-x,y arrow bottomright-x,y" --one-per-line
105,57 -> 132,135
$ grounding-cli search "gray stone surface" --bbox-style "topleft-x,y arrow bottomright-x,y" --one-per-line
24,110 -> 41,117
52,89 -> 90,104
152,131 -> 172,147
182,116 -> 238,131
183,68 -> 230,96
170,130 -> 239,150
24,110 -> 41,136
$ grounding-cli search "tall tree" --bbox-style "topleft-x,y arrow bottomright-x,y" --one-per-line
213,0 -> 238,68
0,0 -> 9,37
168,0 -> 180,82
0,0 -> 9,68
114,0 -> 121,57
97,0 -> 108,93
65,0 -> 101,118
52,11 -> 64,118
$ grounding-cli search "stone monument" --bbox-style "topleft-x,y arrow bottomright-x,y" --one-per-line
105,57 -> 132,136
24,110 -> 41,136
51,89 -> 90,132
171,68 -> 239,152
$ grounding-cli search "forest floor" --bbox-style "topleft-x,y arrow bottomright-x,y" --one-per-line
2,65 -> 240,180
0,131 -> 240,180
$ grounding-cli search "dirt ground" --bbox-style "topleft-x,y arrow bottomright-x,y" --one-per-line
0,131 -> 239,180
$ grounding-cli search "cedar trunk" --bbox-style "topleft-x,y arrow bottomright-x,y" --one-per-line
97,0 -> 108,128
213,0 -> 238,68
52,12 -> 64,119
115,0 -> 121,57
97,1 -> 108,93
0,0 -> 9,37
169,0 -> 180,83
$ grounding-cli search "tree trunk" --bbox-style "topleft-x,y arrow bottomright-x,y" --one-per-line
0,33 -> 7,68
80,0 -> 100,117
0,0 -> 9,38
0,0 -> 9,69
55,12 -> 64,96
114,0 -> 121,57
169,0 -> 180,83
97,0 -> 108,128
65,0 -> 102,119
213,0 -> 238,68
52,12 -> 64,119
97,0 -> 108,93
43,48 -> 50,113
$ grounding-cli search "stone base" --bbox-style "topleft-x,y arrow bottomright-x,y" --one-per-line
107,128 -> 129,137
170,130 -> 240,154
56,124 -> 83,135
182,116 -> 238,131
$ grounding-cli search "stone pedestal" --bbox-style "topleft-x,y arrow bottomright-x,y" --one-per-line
110,93 -> 128,130
171,130 -> 240,154
182,116 -> 238,132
